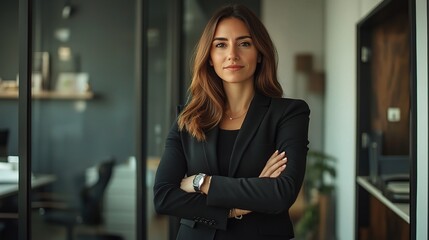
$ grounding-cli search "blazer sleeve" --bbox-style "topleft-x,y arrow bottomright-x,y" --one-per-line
206,99 -> 310,214
153,121 -> 229,230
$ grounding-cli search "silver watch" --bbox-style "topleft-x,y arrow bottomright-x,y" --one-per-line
193,173 -> 206,193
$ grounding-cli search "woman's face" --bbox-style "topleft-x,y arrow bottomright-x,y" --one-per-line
209,17 -> 259,85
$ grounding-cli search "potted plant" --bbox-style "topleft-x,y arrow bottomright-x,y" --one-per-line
295,151 -> 336,240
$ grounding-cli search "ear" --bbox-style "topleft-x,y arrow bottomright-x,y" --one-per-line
209,59 -> 213,66
257,54 -> 262,63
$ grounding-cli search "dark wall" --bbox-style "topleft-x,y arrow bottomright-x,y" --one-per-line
0,0 -> 137,195
0,0 -> 19,80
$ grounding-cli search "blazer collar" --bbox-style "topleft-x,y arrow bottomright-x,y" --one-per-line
202,92 -> 271,176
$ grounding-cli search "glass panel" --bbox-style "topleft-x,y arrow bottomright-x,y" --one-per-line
29,1 -> 138,240
146,0 -> 173,239
0,0 -> 20,239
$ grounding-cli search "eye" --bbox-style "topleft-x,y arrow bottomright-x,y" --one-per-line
214,42 -> 226,48
239,41 -> 252,47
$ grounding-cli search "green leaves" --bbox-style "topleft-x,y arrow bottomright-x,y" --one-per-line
305,151 -> 336,194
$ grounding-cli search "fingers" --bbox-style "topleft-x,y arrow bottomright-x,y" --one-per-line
269,150 -> 280,159
265,156 -> 287,178
259,150 -> 287,177
259,150 -> 279,176
266,150 -> 281,166
235,208 -> 251,216
269,163 -> 286,178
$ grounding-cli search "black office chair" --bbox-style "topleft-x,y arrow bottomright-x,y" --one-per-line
0,212 -> 18,240
36,158 -> 123,240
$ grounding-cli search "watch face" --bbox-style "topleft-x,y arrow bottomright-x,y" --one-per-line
193,175 -> 200,186
193,173 -> 205,192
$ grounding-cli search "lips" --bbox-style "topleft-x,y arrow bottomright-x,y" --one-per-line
224,64 -> 244,71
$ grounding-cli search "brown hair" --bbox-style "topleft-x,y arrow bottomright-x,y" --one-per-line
178,4 -> 283,141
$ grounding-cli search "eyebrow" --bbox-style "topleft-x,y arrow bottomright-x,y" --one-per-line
212,36 -> 252,41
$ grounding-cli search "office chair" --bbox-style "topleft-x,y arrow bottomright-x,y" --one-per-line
36,158 -> 123,240
0,188 -> 19,239
0,212 -> 18,239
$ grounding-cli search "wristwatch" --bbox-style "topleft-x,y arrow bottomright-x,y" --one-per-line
193,173 -> 207,193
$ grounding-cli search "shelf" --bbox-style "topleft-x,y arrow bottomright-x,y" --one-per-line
0,90 -> 94,100
357,176 -> 410,223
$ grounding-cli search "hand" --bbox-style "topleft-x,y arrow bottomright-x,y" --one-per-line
180,175 -> 195,193
229,208 -> 251,218
231,151 -> 287,218
259,150 -> 287,178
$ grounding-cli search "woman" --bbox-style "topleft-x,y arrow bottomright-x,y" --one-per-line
154,4 -> 310,240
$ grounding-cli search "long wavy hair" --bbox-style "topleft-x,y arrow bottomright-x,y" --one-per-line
178,4 -> 283,141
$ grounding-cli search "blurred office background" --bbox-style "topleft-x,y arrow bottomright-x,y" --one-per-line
0,0 -> 427,240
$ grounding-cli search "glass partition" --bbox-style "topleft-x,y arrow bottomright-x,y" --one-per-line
145,0 -> 180,239
29,1 -> 138,239
0,0 -> 19,239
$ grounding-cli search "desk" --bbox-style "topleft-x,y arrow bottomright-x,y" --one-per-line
0,175 -> 56,199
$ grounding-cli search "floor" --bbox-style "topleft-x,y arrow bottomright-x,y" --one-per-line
30,210 -> 168,240
4,211 -> 319,240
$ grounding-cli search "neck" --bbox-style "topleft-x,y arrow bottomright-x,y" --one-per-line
223,82 -> 254,114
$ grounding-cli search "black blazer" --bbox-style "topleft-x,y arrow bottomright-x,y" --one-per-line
154,93 -> 310,240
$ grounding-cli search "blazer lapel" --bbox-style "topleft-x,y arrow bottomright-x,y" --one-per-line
203,126 -> 220,175
228,93 -> 270,176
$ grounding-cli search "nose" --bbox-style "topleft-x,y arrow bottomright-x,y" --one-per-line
227,46 -> 239,61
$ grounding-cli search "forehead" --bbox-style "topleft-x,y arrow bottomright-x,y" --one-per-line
213,17 -> 250,38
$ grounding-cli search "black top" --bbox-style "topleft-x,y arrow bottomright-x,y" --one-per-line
217,129 -> 239,176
